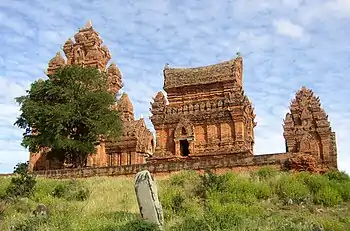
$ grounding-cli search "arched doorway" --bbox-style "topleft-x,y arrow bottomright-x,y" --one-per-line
180,139 -> 190,156
174,118 -> 194,156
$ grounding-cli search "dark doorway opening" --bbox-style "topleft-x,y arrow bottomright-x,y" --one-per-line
180,140 -> 190,156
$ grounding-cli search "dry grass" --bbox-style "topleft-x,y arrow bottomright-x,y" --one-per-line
0,169 -> 349,231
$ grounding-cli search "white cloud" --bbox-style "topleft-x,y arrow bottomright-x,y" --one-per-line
273,19 -> 304,39
321,0 -> 350,16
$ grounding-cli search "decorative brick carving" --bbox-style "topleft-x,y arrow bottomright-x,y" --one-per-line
48,20 -> 122,95
150,57 -> 256,160
28,21 -> 339,175
283,86 -> 337,169
29,21 -> 154,171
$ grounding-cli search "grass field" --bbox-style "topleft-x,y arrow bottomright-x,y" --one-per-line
0,168 -> 350,231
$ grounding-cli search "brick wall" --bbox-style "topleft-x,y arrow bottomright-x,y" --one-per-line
32,152 -> 292,179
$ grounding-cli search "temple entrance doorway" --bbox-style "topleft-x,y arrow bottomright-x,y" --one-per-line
180,140 -> 190,156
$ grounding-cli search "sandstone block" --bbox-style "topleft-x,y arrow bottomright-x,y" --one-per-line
134,170 -> 164,230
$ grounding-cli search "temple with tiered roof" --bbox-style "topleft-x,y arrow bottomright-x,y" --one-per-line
149,56 -> 256,161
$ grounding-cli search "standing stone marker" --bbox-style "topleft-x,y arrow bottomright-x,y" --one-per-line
134,170 -> 164,230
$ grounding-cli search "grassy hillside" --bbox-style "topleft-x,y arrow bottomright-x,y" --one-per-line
0,168 -> 350,231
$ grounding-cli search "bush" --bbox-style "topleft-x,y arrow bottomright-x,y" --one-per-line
204,202 -> 263,230
299,173 -> 329,194
171,193 -> 185,214
256,166 -> 278,180
274,175 -> 311,204
5,162 -> 36,198
325,170 -> 350,182
314,186 -> 343,206
331,181 -> 350,202
214,176 -> 272,204
195,170 -> 230,201
118,219 -> 160,231
52,180 -> 90,201
0,200 -> 6,219
10,216 -> 48,231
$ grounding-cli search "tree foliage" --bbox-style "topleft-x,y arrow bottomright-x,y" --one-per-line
14,65 -> 123,167
6,161 -> 36,198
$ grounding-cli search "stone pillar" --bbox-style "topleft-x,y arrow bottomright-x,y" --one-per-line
233,116 -> 244,142
174,139 -> 180,156
189,139 -> 195,155
134,170 -> 164,230
220,122 -> 232,144
123,153 -> 128,165
319,135 -> 330,162
285,136 -> 296,153
207,124 -> 218,144
330,132 -> 338,168
115,153 -> 120,166
131,152 -> 136,165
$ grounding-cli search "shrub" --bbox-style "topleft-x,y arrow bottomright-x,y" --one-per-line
195,170 -> 230,202
299,173 -> 329,194
168,171 -> 201,197
314,186 -> 343,206
10,216 -> 48,231
118,219 -> 160,231
204,202 -> 263,230
160,187 -> 202,220
325,170 -> 350,182
214,176 -> 272,204
5,162 -> 36,199
171,193 -> 185,214
331,181 -> 350,202
256,166 -> 278,180
274,175 -> 311,204
52,180 -> 90,201
0,200 -> 6,219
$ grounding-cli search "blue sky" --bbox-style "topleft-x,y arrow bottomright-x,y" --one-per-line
0,0 -> 349,174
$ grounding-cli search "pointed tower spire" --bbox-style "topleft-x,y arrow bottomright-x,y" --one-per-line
117,93 -> 135,121
86,20 -> 93,29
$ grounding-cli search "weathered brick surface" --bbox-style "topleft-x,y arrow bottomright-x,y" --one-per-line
285,153 -> 329,173
27,22 -> 338,177
32,152 -> 292,179
29,21 -> 154,171
150,56 -> 256,159
283,86 -> 338,169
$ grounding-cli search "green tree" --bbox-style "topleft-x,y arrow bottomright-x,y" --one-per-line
14,65 -> 123,167
6,161 -> 36,198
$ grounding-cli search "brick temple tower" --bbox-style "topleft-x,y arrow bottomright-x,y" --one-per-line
150,56 -> 256,159
29,21 -> 154,171
47,20 -> 122,95
283,87 -> 338,169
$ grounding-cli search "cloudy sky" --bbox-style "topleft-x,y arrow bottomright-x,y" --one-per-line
0,0 -> 349,174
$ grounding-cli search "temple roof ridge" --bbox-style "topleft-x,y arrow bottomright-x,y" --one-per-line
164,56 -> 241,71
163,56 -> 243,90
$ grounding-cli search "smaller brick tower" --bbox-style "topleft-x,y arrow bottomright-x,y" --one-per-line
283,86 -> 337,169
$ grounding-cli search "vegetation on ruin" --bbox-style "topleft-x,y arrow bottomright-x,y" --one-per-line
0,168 -> 350,230
14,65 -> 123,167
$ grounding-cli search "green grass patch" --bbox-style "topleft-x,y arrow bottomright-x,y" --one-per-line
0,170 -> 349,230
